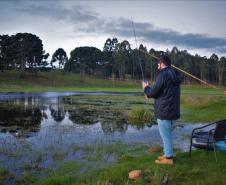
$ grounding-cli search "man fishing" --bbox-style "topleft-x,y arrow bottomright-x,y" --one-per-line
142,55 -> 181,165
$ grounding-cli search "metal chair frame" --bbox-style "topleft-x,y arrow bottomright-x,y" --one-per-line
189,119 -> 226,162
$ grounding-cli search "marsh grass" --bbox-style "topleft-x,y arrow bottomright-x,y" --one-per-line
67,95 -> 154,127
16,172 -> 39,185
0,168 -> 17,185
68,93 -> 226,124
0,168 -> 9,181
128,107 -> 154,127
71,144 -> 80,153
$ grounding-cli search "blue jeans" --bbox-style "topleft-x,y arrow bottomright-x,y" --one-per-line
157,119 -> 174,158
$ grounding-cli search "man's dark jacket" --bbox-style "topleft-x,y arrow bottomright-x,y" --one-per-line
144,67 -> 181,120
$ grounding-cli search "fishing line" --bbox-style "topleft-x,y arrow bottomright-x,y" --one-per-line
131,18 -> 144,81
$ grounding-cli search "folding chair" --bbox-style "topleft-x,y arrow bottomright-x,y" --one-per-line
189,119 -> 226,162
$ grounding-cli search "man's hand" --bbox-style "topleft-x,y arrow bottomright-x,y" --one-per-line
142,80 -> 149,89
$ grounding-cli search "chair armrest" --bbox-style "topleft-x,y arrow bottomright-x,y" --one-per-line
191,122 -> 216,137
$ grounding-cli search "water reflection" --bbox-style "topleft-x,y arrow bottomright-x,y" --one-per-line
101,120 -> 128,133
0,98 -> 44,137
68,106 -> 99,125
49,98 -> 66,122
0,95 -> 136,137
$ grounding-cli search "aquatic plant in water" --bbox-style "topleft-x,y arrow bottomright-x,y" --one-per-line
128,107 -> 154,128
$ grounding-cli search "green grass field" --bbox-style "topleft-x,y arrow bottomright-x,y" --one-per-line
0,71 -> 225,95
0,71 -> 139,92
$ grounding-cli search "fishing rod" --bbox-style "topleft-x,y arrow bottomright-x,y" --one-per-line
131,19 -> 218,89
138,48 -> 217,89
131,18 -> 144,81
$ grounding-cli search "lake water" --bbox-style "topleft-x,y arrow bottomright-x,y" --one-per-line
0,92 -> 201,179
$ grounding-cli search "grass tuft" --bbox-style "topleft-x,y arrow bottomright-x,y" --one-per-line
128,107 -> 154,127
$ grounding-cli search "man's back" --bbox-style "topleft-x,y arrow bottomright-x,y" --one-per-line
144,67 -> 181,120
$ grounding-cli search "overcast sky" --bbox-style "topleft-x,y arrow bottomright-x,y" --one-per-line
0,0 -> 226,58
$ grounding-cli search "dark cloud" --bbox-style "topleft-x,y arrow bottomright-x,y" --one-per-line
13,2 -> 98,23
91,17 -> 226,54
1,1 -> 226,54
139,24 -> 226,53
77,16 -> 226,53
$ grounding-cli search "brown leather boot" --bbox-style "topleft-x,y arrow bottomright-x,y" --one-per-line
157,155 -> 166,160
155,158 -> 173,165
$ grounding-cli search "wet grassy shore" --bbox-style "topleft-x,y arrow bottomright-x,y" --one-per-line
36,149 -> 226,185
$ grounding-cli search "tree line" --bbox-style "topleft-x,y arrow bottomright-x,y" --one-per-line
0,33 -> 225,85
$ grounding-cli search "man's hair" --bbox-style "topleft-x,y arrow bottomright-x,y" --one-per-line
159,55 -> 171,66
